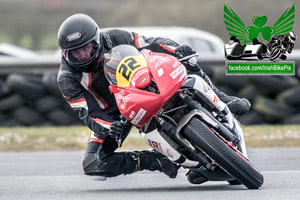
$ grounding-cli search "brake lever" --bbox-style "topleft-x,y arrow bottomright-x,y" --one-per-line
117,115 -> 128,148
178,53 -> 199,62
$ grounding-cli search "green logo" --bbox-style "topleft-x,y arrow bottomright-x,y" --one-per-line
224,5 -> 295,44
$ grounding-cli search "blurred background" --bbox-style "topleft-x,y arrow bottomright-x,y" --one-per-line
0,0 -> 299,127
0,0 -> 299,51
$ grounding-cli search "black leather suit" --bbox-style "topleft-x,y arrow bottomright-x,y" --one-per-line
57,29 -> 225,177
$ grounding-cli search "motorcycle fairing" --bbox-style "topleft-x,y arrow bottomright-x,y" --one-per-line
183,75 -> 227,112
109,50 -> 186,129
141,129 -> 199,167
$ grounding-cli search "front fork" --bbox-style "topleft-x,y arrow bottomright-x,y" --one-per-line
181,74 -> 248,156
179,92 -> 248,158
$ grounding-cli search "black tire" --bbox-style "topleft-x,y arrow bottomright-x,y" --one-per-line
0,78 -> 7,99
237,111 -> 267,125
253,96 -> 297,122
0,112 -> 6,122
249,76 -> 299,94
13,107 -> 45,126
0,94 -> 25,112
282,113 -> 300,124
0,118 -> 21,127
42,72 -> 61,96
47,109 -> 74,125
223,76 -> 249,91
296,65 -> 300,81
213,68 -> 249,91
35,96 -> 61,113
276,86 -> 300,106
5,73 -> 46,99
212,67 -> 226,85
183,117 -> 264,189
217,85 -> 237,96
237,85 -> 262,104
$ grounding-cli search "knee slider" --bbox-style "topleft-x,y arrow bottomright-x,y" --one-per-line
82,153 -> 102,175
82,152 -> 117,177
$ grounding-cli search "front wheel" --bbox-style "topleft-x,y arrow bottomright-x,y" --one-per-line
269,47 -> 283,60
183,117 -> 264,189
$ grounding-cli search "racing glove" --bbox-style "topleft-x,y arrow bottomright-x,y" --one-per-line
109,119 -> 132,146
174,45 -> 196,58
109,121 -> 123,140
175,45 -> 200,72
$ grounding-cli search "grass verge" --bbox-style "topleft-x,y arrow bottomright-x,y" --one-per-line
0,125 -> 299,152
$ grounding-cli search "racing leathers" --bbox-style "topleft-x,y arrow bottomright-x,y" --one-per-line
57,29 -> 249,179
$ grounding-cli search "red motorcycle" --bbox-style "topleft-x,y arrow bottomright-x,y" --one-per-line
103,45 -> 264,189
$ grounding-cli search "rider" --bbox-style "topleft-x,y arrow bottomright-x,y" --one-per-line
266,31 -> 296,60
57,14 -> 251,181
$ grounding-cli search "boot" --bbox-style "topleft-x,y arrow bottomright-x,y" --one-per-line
186,170 -> 208,184
186,167 -> 234,184
133,150 -> 179,178
218,94 -> 251,116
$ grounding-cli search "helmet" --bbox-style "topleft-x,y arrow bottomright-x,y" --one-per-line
58,13 -> 102,72
288,31 -> 296,43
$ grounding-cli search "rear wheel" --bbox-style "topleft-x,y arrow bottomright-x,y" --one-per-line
183,117 -> 264,189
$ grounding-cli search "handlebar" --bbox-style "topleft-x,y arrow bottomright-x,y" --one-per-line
177,53 -> 199,62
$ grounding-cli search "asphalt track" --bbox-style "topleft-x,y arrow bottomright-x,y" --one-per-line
0,148 -> 300,200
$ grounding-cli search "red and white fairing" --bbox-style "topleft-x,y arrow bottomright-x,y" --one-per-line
109,50 -> 187,129
109,49 -> 247,165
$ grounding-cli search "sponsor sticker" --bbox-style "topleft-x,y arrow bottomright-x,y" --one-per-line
131,68 -> 149,86
66,32 -> 81,41
131,108 -> 146,125
116,90 -> 132,110
150,140 -> 163,154
170,64 -> 185,79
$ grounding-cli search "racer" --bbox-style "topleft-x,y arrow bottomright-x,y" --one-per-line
266,31 -> 296,60
57,14 -> 251,180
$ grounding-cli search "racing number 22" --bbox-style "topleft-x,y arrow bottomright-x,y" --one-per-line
118,57 -> 140,81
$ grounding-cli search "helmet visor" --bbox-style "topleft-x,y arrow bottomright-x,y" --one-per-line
63,41 -> 102,67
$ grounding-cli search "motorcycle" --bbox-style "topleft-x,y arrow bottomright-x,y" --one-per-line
103,44 -> 264,189
264,31 -> 296,60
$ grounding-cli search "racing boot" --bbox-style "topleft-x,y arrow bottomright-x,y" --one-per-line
132,150 -> 179,178
217,91 -> 251,116
186,167 -> 235,184
186,170 -> 208,184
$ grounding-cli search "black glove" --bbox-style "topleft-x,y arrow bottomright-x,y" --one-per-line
109,121 -> 123,139
175,45 -> 196,59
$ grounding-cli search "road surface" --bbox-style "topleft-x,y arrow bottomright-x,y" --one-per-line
0,148 -> 299,200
